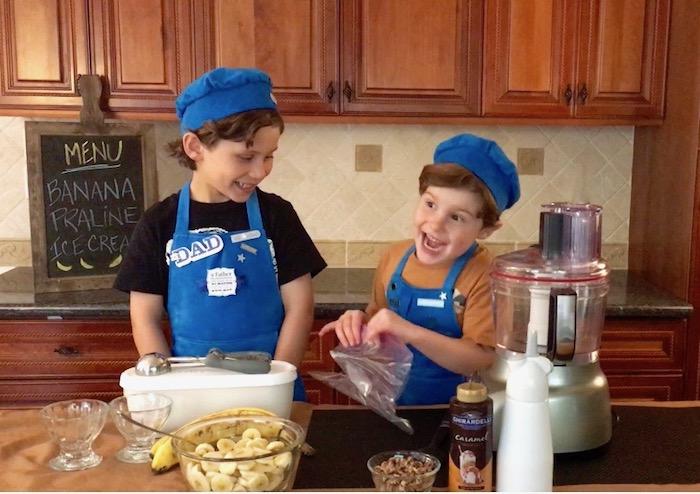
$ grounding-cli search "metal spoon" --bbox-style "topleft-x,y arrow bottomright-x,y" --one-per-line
113,410 -> 198,448
135,349 -> 272,376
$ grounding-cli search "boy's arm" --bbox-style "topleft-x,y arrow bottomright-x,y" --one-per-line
275,273 -> 315,369
129,291 -> 170,356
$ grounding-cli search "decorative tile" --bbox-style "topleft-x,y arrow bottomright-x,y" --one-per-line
347,241 -> 391,268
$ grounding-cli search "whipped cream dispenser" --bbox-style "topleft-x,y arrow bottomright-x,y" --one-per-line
482,203 -> 612,453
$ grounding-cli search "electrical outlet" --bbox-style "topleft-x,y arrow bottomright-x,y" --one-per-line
517,148 -> 545,175
355,144 -> 383,172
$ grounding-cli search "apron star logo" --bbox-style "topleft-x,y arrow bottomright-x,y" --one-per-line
237,253 -> 246,262
440,291 -> 447,301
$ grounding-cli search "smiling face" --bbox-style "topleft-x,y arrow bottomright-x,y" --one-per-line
184,125 -> 281,203
413,185 -> 500,267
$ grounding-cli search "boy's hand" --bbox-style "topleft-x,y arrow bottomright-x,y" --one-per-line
365,308 -> 413,345
318,309 -> 366,347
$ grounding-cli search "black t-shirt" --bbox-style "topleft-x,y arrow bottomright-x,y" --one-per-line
114,189 -> 327,307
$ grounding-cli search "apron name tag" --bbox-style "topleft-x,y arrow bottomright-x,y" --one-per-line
206,267 -> 238,297
231,230 -> 261,243
416,298 -> 445,308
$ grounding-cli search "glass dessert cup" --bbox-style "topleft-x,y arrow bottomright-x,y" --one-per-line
39,399 -> 109,471
109,392 -> 172,464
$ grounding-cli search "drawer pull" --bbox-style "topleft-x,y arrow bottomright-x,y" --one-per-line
54,346 -> 80,356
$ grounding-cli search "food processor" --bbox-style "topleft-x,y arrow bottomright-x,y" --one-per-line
482,202 -> 612,453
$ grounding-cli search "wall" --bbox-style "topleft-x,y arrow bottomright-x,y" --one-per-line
0,116 -> 632,268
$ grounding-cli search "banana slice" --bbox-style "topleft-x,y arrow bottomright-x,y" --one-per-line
216,438 -> 236,453
210,473 -> 235,492
108,253 -> 123,268
242,428 -> 262,440
79,258 -> 94,269
187,468 -> 211,492
56,260 -> 73,272
195,443 -> 216,456
242,471 -> 269,491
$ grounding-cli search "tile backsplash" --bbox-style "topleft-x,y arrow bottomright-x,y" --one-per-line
0,116 -> 631,269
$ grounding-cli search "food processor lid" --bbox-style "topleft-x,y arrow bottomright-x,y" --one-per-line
492,246 -> 609,282
492,202 -> 610,282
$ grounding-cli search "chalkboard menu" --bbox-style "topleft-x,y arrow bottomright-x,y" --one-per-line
25,122 -> 157,293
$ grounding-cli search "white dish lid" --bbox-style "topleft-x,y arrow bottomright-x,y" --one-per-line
120,360 -> 297,391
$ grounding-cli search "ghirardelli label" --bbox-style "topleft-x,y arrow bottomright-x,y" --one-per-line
448,389 -> 493,492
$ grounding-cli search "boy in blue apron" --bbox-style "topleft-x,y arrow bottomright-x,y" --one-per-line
115,68 -> 327,401
319,134 -> 519,405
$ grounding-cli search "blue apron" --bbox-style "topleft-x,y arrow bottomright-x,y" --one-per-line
387,242 -> 478,405
166,183 -> 306,400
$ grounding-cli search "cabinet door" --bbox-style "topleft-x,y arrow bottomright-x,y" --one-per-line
482,0 -> 578,118
0,0 -> 89,111
340,0 -> 482,116
575,0 -> 670,119
89,0 -> 198,115
199,0 -> 339,116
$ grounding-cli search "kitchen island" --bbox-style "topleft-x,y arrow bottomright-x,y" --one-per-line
0,401 -> 697,491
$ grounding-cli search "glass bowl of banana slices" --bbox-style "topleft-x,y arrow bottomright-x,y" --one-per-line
171,415 -> 306,492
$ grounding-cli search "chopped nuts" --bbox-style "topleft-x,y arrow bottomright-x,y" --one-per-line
370,452 -> 438,492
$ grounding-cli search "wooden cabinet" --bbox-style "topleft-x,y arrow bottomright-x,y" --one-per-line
0,0 -> 90,112
0,0 -> 672,123
0,0 -> 198,117
0,317 -> 342,407
197,0 -> 338,116
200,0 -> 482,117
482,0 -> 670,120
600,318 -> 686,401
0,320 -> 139,408
89,0 -> 198,117
629,0 -> 700,400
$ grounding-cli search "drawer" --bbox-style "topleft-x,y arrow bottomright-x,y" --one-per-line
600,318 -> 686,373
607,374 -> 684,401
0,320 -> 138,379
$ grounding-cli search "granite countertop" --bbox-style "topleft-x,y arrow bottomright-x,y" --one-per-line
0,266 -> 692,320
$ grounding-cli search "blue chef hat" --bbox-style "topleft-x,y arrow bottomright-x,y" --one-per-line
433,134 -> 520,213
175,67 -> 278,134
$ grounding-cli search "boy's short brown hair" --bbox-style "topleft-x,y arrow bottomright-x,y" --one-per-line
167,109 -> 284,170
419,163 -> 500,228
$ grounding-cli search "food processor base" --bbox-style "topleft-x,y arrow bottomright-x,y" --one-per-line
483,356 -> 613,454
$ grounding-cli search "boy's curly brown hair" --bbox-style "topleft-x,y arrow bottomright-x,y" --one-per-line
167,109 -> 284,170
419,163 -> 500,228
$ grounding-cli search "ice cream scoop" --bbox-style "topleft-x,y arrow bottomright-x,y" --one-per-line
135,349 -> 271,376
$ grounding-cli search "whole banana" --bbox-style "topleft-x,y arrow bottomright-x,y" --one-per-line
150,407 -> 277,474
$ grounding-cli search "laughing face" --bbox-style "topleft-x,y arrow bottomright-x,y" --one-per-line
186,125 -> 282,203
413,186 -> 500,267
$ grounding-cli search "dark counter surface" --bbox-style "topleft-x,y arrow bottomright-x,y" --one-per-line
0,266 -> 692,320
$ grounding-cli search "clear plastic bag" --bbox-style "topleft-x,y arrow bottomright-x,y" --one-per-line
309,333 -> 414,434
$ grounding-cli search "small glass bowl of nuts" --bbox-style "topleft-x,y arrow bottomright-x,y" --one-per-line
367,450 -> 441,492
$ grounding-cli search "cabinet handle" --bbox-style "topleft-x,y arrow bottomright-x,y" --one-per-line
343,81 -> 352,102
326,81 -> 335,102
564,84 -> 573,106
578,83 -> 588,105
54,346 -> 80,356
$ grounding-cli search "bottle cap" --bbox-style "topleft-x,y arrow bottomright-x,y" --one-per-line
456,382 -> 488,403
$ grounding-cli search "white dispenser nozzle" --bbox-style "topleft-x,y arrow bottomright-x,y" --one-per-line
496,331 -> 554,492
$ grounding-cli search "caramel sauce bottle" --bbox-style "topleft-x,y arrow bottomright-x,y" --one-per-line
448,382 -> 493,492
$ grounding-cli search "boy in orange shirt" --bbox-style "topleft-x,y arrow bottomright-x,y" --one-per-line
320,134 -> 520,405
